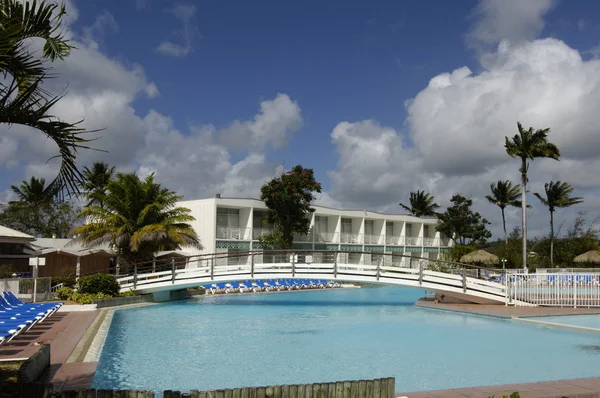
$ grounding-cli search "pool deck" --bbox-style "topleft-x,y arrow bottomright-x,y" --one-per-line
415,299 -> 600,318
0,308 -> 100,392
397,377 -> 600,397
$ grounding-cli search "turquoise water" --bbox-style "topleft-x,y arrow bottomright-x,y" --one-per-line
93,287 -> 600,394
536,314 -> 600,329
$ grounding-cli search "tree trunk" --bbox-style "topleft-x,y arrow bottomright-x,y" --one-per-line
502,207 -> 507,245
521,167 -> 527,271
550,209 -> 554,266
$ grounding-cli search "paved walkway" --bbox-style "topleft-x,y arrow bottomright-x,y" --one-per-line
397,377 -> 600,397
0,310 -> 100,392
416,300 -> 600,318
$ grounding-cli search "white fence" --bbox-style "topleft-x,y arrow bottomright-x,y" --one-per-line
507,272 -> 600,307
0,277 -> 52,303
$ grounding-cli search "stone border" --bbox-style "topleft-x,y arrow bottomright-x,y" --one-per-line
83,310 -> 114,362
17,344 -> 50,384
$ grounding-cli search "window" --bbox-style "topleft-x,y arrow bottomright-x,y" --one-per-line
217,208 -> 239,228
315,216 -> 328,232
341,218 -> 352,234
405,223 -> 412,236
364,220 -> 374,235
386,222 -> 394,236
253,210 -> 269,228
424,225 -> 429,237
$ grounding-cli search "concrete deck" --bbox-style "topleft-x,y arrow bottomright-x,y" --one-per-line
416,299 -> 600,318
397,377 -> 600,397
0,309 -> 100,392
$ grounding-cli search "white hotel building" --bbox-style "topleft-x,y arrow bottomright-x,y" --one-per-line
178,196 -> 452,267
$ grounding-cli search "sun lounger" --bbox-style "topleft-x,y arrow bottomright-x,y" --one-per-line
3,291 -> 62,313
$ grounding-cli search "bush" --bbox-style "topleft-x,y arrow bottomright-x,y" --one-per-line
56,287 -> 74,300
120,289 -> 136,297
0,264 -> 15,278
78,273 -> 120,296
71,292 -> 113,304
52,276 -> 77,288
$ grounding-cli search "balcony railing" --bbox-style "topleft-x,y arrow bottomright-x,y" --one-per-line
340,233 -> 362,244
315,232 -> 336,243
405,237 -> 420,246
364,234 -> 384,245
216,226 -> 251,240
385,236 -> 402,245
252,228 -> 273,240
423,238 -> 438,246
293,232 -> 312,242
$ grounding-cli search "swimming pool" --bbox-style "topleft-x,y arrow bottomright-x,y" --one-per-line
92,287 -> 600,394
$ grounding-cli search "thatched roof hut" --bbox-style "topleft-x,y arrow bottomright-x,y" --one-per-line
460,250 -> 499,265
573,250 -> 600,264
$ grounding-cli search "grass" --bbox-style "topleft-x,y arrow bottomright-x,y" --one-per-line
0,361 -> 22,398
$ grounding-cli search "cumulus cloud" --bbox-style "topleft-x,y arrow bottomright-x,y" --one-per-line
155,3 -> 198,57
218,94 -> 303,152
467,0 -> 557,51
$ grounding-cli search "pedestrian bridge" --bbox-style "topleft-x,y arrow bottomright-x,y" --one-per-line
116,250 -> 528,305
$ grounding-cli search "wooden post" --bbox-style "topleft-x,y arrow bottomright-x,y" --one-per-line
462,268 -> 467,293
152,257 -> 156,273
211,256 -> 215,279
171,258 -> 176,284
133,265 -> 138,290
76,256 -> 81,282
291,252 -> 295,277
116,257 -> 120,277
333,253 -> 338,279
418,262 -> 423,285
376,259 -> 380,281
373,379 -> 380,398
251,254 -> 254,278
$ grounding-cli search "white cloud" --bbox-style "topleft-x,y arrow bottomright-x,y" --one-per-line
81,10 -> 119,50
218,94 -> 303,152
467,0 -> 557,51
155,4 -> 198,57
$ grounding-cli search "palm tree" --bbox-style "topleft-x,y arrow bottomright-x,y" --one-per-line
400,190 -> 440,217
81,162 -> 115,208
505,122 -> 560,269
485,181 -> 523,245
1,0 -> 94,195
10,176 -> 57,205
71,172 -> 201,264
534,181 -> 583,266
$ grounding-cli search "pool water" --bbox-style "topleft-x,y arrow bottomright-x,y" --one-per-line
92,287 -> 600,394
535,314 -> 600,329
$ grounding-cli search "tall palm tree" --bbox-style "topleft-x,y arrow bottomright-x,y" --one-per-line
399,190 -> 440,218
81,162 -> 115,208
10,176 -> 56,205
505,122 -> 560,269
485,180 -> 524,245
1,0 -> 94,196
534,181 -> 583,266
71,172 -> 201,264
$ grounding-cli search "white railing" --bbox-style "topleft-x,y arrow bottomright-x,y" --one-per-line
216,227 -> 251,240
405,237 -> 420,246
507,272 -> 600,307
385,236 -> 402,245
252,228 -> 273,240
315,232 -> 336,243
364,234 -> 384,245
422,238 -> 438,246
293,232 -> 312,242
340,233 -> 362,244
116,251 -> 514,305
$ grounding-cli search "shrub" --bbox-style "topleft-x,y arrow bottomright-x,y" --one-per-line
120,289 -> 136,297
0,264 -> 15,278
71,292 -> 113,304
55,287 -> 74,300
52,276 -> 77,288
78,274 -> 120,296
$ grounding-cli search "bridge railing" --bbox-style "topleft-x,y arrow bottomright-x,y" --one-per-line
507,272 -> 600,307
115,250 -> 510,302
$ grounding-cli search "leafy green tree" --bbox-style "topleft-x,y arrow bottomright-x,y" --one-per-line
0,198 -> 79,238
485,180 -> 524,245
10,176 -> 57,205
436,194 -> 492,245
399,190 -> 440,217
534,181 -> 583,266
259,165 -> 322,249
1,0 -> 94,195
71,172 -> 201,264
505,122 -> 560,269
81,162 -> 115,208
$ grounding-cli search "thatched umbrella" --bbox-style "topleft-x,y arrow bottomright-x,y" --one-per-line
573,250 -> 600,264
460,250 -> 499,265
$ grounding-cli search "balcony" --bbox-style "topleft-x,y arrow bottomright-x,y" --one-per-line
252,227 -> 273,240
423,238 -> 438,246
405,237 -> 420,246
293,232 -> 312,242
340,233 -> 362,244
364,234 -> 384,245
315,232 -> 336,243
216,226 -> 251,240
385,236 -> 401,245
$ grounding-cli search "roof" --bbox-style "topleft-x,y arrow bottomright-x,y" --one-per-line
28,238 -> 115,257
0,225 -> 35,242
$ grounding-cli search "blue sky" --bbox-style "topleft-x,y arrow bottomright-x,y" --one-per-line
2,0 -> 600,239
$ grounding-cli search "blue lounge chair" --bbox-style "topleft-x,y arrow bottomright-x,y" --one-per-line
255,280 -> 270,291
3,291 -> 62,312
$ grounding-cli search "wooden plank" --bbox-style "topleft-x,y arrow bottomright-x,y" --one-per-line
305,385 -> 311,398
274,385 -> 282,398
350,381 -> 358,398
297,384 -> 305,398
343,382 -> 351,398
289,384 -> 297,398
225,388 -> 233,398
312,383 -> 320,398
358,381 -> 366,398
256,386 -> 266,398
189,390 -> 200,398
248,386 -> 256,398
281,384 -> 290,398
386,378 -> 395,398
266,386 -> 274,398
373,380 -> 380,398
216,390 -> 226,398
365,381 -> 373,398
240,387 -> 249,398
326,383 -> 335,398
318,383 -> 328,398
335,382 -> 344,398
233,388 -> 241,398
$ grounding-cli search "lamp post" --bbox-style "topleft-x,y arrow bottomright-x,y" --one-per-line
501,258 -> 507,271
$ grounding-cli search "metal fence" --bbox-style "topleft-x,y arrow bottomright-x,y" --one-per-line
0,277 -> 52,303
507,272 -> 600,307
